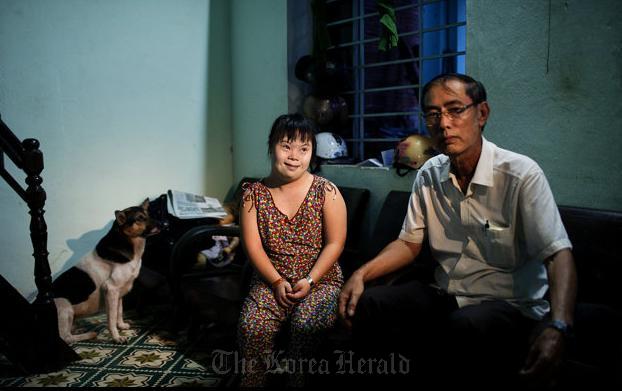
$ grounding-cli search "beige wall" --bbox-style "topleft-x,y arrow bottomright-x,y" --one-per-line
467,0 -> 622,210
231,0 -> 288,183
0,0 -> 214,300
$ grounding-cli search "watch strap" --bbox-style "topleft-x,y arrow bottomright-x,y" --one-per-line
547,319 -> 573,337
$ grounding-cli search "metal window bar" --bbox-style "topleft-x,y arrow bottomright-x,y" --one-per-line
344,84 -> 420,95
355,0 -> 365,159
326,0 -> 449,26
349,110 -> 419,118
331,49 -> 465,74
329,0 -> 464,160
355,49 -> 466,70
326,0 -> 445,5
327,3 -> 418,27
345,138 -> 405,142
327,21 -> 466,49
340,51 -> 466,96
418,0 -> 425,134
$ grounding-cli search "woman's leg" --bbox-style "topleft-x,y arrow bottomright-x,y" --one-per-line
287,284 -> 341,386
237,282 -> 286,387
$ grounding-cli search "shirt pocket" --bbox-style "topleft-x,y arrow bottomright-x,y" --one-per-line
482,222 -> 516,269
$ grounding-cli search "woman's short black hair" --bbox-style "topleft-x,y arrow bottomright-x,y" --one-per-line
267,113 -> 317,161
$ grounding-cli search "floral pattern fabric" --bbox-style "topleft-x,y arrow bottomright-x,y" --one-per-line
237,175 -> 343,387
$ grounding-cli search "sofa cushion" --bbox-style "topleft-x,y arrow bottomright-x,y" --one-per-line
558,206 -> 622,311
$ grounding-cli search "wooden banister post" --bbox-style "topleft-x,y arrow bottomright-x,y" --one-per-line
22,138 -> 53,305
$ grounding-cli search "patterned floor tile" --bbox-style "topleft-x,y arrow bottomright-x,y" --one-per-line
89,372 -> 154,387
158,374 -> 221,387
19,369 -> 89,387
142,332 -> 178,347
179,358 -> 208,372
92,328 -> 140,344
73,346 -> 118,366
118,349 -> 177,369
0,307 -> 228,387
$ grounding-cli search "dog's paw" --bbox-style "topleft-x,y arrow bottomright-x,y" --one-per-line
85,331 -> 98,340
117,321 -> 131,330
112,334 -> 129,344
63,331 -> 98,344
110,331 -> 129,344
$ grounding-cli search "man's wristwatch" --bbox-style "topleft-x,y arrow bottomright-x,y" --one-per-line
546,319 -> 573,338
306,275 -> 315,287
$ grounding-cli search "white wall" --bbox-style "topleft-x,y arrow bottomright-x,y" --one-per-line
467,0 -> 622,210
0,0 -> 211,300
206,0 -> 234,201
231,0 -> 288,182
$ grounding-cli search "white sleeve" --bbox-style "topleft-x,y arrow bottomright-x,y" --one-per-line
398,171 -> 426,244
519,165 -> 572,261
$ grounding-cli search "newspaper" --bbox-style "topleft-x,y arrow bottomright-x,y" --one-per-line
166,189 -> 228,219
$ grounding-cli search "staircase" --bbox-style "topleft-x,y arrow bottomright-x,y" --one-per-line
0,114 -> 80,374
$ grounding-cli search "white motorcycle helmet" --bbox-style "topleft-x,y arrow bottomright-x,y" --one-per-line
315,132 -> 348,160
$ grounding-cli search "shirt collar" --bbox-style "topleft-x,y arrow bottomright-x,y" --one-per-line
439,136 -> 494,188
440,157 -> 451,182
470,136 -> 494,187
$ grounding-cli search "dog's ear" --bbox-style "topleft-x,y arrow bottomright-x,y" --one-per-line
140,198 -> 150,211
115,210 -> 127,225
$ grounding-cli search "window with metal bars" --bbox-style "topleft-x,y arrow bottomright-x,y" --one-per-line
323,0 -> 466,162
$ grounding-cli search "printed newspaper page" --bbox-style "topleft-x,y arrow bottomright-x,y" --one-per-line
167,189 -> 228,219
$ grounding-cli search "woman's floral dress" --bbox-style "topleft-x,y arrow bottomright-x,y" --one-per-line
237,175 -> 344,387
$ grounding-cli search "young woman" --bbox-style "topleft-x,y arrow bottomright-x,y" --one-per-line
237,114 -> 346,387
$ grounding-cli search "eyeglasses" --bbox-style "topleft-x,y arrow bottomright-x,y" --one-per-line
420,103 -> 477,126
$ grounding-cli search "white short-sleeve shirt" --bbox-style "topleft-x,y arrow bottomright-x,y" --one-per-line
399,137 -> 572,319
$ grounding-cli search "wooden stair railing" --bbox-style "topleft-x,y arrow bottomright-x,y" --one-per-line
0,113 -> 80,374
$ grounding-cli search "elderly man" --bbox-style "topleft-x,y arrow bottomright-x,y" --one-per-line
338,73 -> 577,387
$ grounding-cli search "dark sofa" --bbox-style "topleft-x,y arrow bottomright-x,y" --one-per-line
556,206 -> 622,386
339,190 -> 622,387
153,183 -> 621,387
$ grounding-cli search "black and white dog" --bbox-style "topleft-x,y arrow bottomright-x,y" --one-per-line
53,199 -> 160,344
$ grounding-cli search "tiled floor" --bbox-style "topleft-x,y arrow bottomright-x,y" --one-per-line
0,308 -> 227,387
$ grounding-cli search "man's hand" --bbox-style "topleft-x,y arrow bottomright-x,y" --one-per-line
288,278 -> 311,301
521,248 -> 576,387
338,272 -> 365,329
273,280 -> 295,309
519,327 -> 565,387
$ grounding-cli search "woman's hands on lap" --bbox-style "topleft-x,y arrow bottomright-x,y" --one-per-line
273,280 -> 295,308
288,278 -> 312,301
